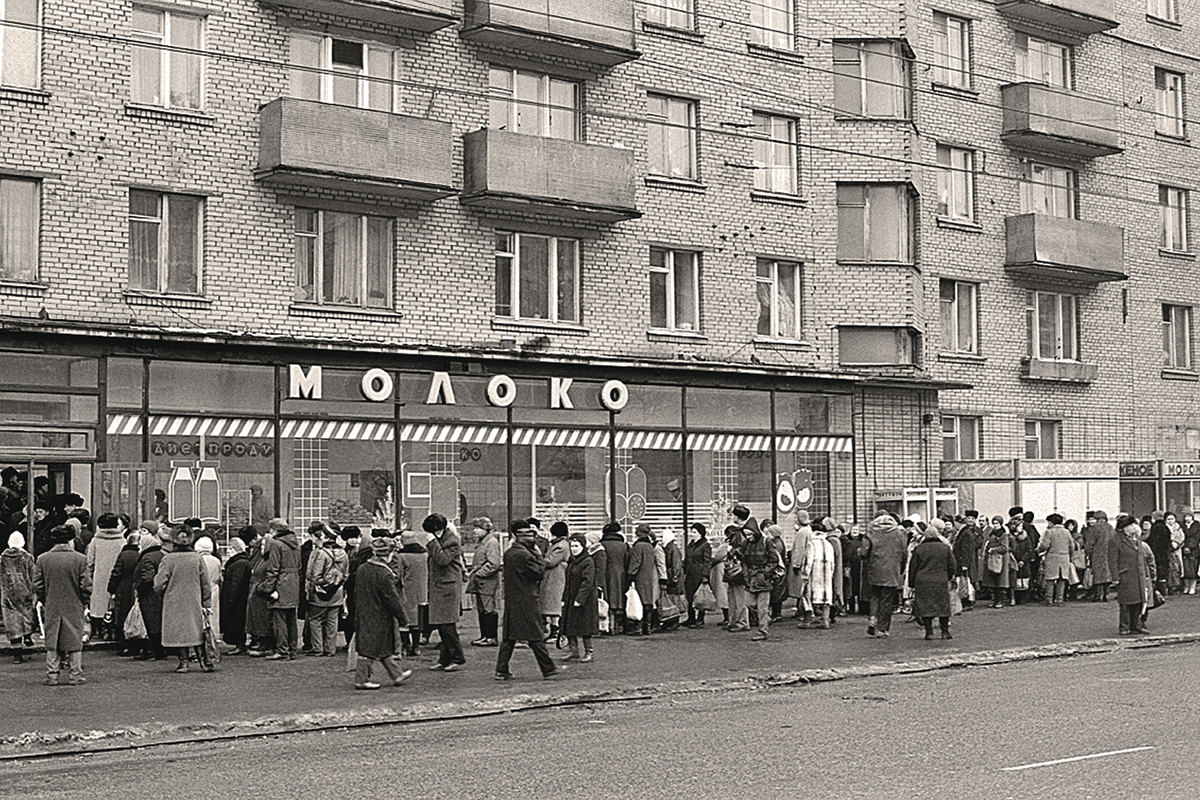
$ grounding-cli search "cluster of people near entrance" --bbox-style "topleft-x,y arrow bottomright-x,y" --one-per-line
2,494 -> 1195,687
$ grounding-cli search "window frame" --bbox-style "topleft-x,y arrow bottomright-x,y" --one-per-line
749,0 -> 793,50
293,208 -> 394,309
1148,0 -> 1179,23
1163,304 -> 1192,370
0,175 -> 40,283
1016,33 -> 1072,89
493,231 -> 581,324
645,0 -> 693,30
1025,419 -> 1060,460
836,183 -> 916,263
488,66 -> 581,141
939,279 -> 978,354
127,190 -> 203,296
832,40 -> 913,119
649,247 -> 700,332
288,33 -> 397,113
941,414 -> 981,461
131,5 -> 204,110
1026,290 -> 1079,362
647,94 -> 698,180
750,112 -> 797,194
755,257 -> 802,340
1155,68 -> 1185,138
1020,162 -> 1077,219
932,13 -> 970,89
1160,185 -> 1189,252
936,144 -> 974,222
0,0 -> 40,89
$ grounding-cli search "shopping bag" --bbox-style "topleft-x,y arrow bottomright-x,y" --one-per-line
1081,567 -> 1093,590
203,611 -> 221,667
658,594 -> 683,620
597,593 -> 610,633
346,633 -> 358,672
124,597 -> 147,640
694,583 -> 718,613
625,586 -> 643,622
950,586 -> 963,616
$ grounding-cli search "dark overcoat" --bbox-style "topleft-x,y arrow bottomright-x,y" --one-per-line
684,537 -> 713,599
427,531 -> 464,625
133,544 -> 165,635
980,531 -> 1012,589
246,542 -> 272,639
262,531 -> 300,610
35,545 -> 91,651
626,537 -> 658,608
355,559 -> 407,659
598,532 -> 628,610
908,538 -> 957,618
220,551 -> 250,647
952,524 -> 980,584
1084,521 -> 1115,584
107,543 -> 141,633
1108,533 -> 1156,606
560,552 -> 599,637
155,548 -> 212,648
501,538 -> 546,641
862,517 -> 907,588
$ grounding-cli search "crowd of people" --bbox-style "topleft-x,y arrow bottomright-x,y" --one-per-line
2,491 -> 1197,688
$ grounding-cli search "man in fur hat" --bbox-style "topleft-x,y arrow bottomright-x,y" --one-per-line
35,525 -> 92,685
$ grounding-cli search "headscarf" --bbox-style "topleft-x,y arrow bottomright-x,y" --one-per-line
195,536 -> 215,555
6,531 -> 24,550
227,537 -> 247,556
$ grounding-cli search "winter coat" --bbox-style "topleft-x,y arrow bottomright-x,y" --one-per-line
560,552 -> 599,637
739,533 -> 781,594
262,531 -> 301,609
468,531 -> 502,598
663,540 -> 684,595
980,531 -> 1012,589
246,542 -> 272,639
805,533 -> 836,605
826,531 -> 845,604
1,545 -> 36,639
397,544 -> 428,625
626,536 -> 658,609
501,538 -> 546,641
35,544 -> 92,652
1108,532 -> 1156,607
1011,534 -> 1035,581
426,531 -> 464,626
306,544 -> 348,608
354,559 -> 407,659
684,537 -> 712,599
155,548 -> 212,648
1083,521 -> 1116,584
709,541 -> 728,608
1183,520 -> 1200,579
1146,522 -> 1171,585
86,526 -> 126,619
952,524 -> 980,584
107,543 -> 141,632
133,544 -> 166,635
908,538 -> 957,618
787,525 -> 811,598
539,536 -> 569,617
200,552 -> 222,632
1037,524 -> 1076,581
220,551 -> 250,646
599,532 -> 628,609
861,517 -> 907,588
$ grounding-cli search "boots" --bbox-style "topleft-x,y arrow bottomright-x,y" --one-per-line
923,618 -> 934,640
175,654 -> 189,673
562,642 -> 581,662
196,645 -> 215,672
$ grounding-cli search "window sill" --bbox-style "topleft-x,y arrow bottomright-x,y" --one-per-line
937,352 -> 986,364
1146,14 -> 1182,30
753,336 -> 810,350
833,115 -> 913,124
745,42 -> 804,65
647,328 -> 707,343
124,103 -> 216,127
1158,248 -> 1196,261
0,86 -> 50,105
936,217 -> 982,232
123,291 -> 212,310
1161,368 -> 1198,382
644,175 -> 706,193
641,20 -> 703,43
0,280 -> 48,297
836,260 -> 918,270
289,303 -> 402,322
1154,131 -> 1189,145
930,82 -> 977,98
750,190 -> 805,207
491,317 -> 589,336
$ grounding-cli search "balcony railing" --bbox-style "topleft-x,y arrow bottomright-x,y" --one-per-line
260,0 -> 456,32
1001,83 -> 1122,159
1005,213 -> 1127,284
460,0 -> 638,67
996,0 -> 1117,36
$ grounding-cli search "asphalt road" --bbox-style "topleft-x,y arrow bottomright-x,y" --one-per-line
3,642 -> 1192,799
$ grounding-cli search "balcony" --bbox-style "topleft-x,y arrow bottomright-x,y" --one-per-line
260,0 -> 456,33
460,129 -> 639,222
256,98 -> 455,203
1005,213 -> 1127,284
460,0 -> 638,68
1021,357 -> 1098,384
996,0 -> 1117,36
1001,83 -> 1122,159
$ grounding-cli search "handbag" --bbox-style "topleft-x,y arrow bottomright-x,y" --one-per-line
597,592 -> 610,633
1153,589 -> 1166,609
986,550 -> 1005,575
694,583 -> 718,613
624,586 -> 643,622
1016,577 -> 1030,591
723,555 -> 744,584
202,609 -> 221,667
124,597 -> 147,640
956,576 -> 975,602
950,585 -> 963,616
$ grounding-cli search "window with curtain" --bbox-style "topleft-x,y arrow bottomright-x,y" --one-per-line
1026,291 -> 1078,361
1163,304 -> 1192,369
750,0 -> 792,50
0,0 -> 39,88
488,67 -> 580,140
294,209 -> 392,308
1148,0 -> 1179,23
649,247 -> 699,331
494,232 -> 579,323
648,95 -> 697,179
939,279 -> 977,354
1160,186 -> 1188,251
1016,33 -> 1071,88
288,33 -> 397,112
0,177 -> 39,283
936,145 -> 974,221
1020,162 -> 1076,218
836,183 -> 914,262
646,0 -> 692,29
832,40 -> 912,118
131,6 -> 202,109
1025,419 -> 1060,459
128,190 -> 201,294
942,415 -> 980,461
1156,68 -> 1185,137
751,112 -> 797,194
932,13 -> 969,89
755,258 -> 801,339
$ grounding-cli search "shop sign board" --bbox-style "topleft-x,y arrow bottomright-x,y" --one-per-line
1119,461 -> 1158,479
1164,462 -> 1200,478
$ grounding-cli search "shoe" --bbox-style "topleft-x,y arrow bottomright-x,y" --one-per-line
692,621 -> 704,629
393,669 -> 413,686
133,652 -> 153,661
477,638 -> 498,647
876,631 -> 890,638
442,662 -> 464,672
941,631 -> 953,640
12,653 -> 24,664
542,666 -> 566,680
247,649 -> 268,658
726,625 -> 750,633
68,676 -> 86,685
866,624 -> 876,637
495,672 -> 514,681
429,663 -> 446,671
820,620 -> 830,630
562,653 -> 581,662
580,653 -> 593,663
750,632 -> 768,641
44,677 -> 58,686
1119,629 -> 1133,635
265,653 -> 288,661
470,637 -> 488,647
200,663 -> 216,673
174,663 -> 189,673
23,637 -> 33,648
229,647 -> 248,656
924,632 -> 934,640
355,682 -> 381,690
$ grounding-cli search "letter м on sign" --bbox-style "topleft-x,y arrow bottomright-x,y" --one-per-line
289,365 -> 323,399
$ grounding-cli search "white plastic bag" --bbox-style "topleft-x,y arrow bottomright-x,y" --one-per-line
625,586 -> 643,622
597,592 -> 610,633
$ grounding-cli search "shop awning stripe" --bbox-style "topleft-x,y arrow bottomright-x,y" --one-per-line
776,435 -> 854,453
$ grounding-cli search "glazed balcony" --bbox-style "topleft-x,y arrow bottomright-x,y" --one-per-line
260,0 -> 456,32
1001,83 -> 1122,159
256,98 -> 455,203
460,129 -> 639,222
1005,213 -> 1127,284
996,0 -> 1117,36
460,0 -> 638,68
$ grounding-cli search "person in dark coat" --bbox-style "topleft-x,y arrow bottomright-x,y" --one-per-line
860,514 -> 907,638
598,522 -> 628,634
1145,513 -> 1172,599
106,530 -> 142,656
1181,507 -> 1200,595
660,530 -> 684,631
495,519 -> 563,680
261,522 -> 301,660
425,514 -> 466,671
1109,515 -> 1156,635
220,527 -> 254,654
1084,511 -> 1115,601
560,534 -> 598,663
35,525 -> 92,685
133,525 -> 169,660
908,528 -> 957,639
952,512 -> 980,611
353,537 -> 413,690
684,523 -> 713,627
625,523 -> 658,636
154,524 -> 214,673
245,529 -> 274,656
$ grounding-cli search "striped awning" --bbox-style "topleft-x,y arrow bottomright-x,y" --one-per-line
108,415 -> 278,439
777,435 -> 853,452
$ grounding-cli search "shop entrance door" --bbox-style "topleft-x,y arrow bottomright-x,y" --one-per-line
93,462 -> 155,525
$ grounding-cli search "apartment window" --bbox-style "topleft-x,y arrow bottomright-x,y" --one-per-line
1163,304 -> 1192,369
494,233 -> 579,323
1025,419 -> 1060,460
1161,186 -> 1188,251
649,247 -> 699,331
131,6 -> 202,109
0,177 -> 38,283
1016,33 -> 1071,88
128,190 -> 201,295
837,183 -> 914,262
488,68 -> 580,141
1026,291 -> 1078,361
833,40 -> 912,119
1020,162 -> 1076,218
646,0 -> 692,29
294,210 -> 392,308
932,13 -> 969,89
0,0 -> 38,88
751,112 -> 796,194
1156,69 -> 1185,137
755,258 -> 801,339
750,0 -> 792,50
939,279 -> 977,354
936,145 -> 974,221
648,95 -> 697,180
289,34 -> 396,112
942,415 -> 980,461
1148,0 -> 1179,23
839,327 -> 920,366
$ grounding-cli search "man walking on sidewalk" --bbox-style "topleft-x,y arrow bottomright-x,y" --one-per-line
35,525 -> 92,685
861,514 -> 908,639
495,519 -> 563,681
353,537 -> 413,689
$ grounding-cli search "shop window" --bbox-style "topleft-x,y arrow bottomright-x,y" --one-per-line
289,34 -> 396,112
941,415 -> 980,461
128,190 -> 202,295
1020,163 -> 1076,219
932,13 -> 969,89
750,0 -> 792,50
839,327 -> 920,366
150,361 -> 274,414
936,145 -> 974,222
0,0 -> 38,89
751,112 -> 797,194
837,183 -> 915,262
939,279 -> 977,354
1015,33 -> 1070,88
1155,68 -> 1185,138
832,40 -> 912,119
1026,291 -> 1078,361
687,387 -> 772,430
294,209 -> 392,309
1025,419 -> 1060,460
494,232 -> 579,323
1163,304 -> 1192,370
131,5 -> 202,109
647,94 -> 697,180
488,67 -> 579,140
649,247 -> 700,331
645,0 -> 692,29
1160,185 -> 1188,252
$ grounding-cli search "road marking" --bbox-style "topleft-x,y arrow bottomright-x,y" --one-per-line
1003,747 -> 1154,771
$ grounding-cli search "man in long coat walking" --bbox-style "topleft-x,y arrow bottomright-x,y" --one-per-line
35,525 -> 92,685
495,519 -> 563,681
353,537 -> 413,689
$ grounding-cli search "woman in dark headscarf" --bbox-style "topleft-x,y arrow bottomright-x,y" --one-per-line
154,524 -> 214,673
560,534 -> 598,663
221,527 -> 254,654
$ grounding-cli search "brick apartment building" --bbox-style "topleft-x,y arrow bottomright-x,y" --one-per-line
0,0 -> 1196,542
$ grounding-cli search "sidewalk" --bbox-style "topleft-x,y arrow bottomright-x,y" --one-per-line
4,595 -> 1199,755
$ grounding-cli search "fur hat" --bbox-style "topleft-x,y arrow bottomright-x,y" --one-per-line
171,525 -> 195,547
370,537 -> 392,556
7,531 -> 25,550
550,521 -> 569,538
602,521 -> 622,535
194,536 -> 215,554
510,518 -> 533,534
51,525 -> 77,544
636,522 -> 653,537
731,504 -> 750,521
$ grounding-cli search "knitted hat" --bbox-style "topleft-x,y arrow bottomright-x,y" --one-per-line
7,531 -> 24,550
140,519 -> 160,537
194,536 -> 214,554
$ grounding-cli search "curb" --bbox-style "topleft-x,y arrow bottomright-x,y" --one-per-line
3,631 -> 1198,761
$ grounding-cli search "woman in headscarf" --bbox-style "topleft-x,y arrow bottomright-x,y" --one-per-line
154,524 -> 214,672
221,529 -> 253,655
684,523 -> 713,628
560,534 -> 598,662
908,523 -> 957,639
1166,512 -> 1185,594
1108,515 -> 1156,635
1,531 -> 36,662
195,536 -> 223,638
802,523 -> 835,629
106,529 -> 143,656
981,517 -> 1012,608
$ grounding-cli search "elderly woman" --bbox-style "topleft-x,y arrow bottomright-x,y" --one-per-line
1108,515 -> 1156,635
1037,513 -> 1076,606
560,534 -> 598,663
1,532 -> 36,662
981,518 -> 1012,608
467,517 -> 501,648
195,536 -> 223,637
154,525 -> 214,673
908,524 -> 957,639
221,531 -> 252,654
